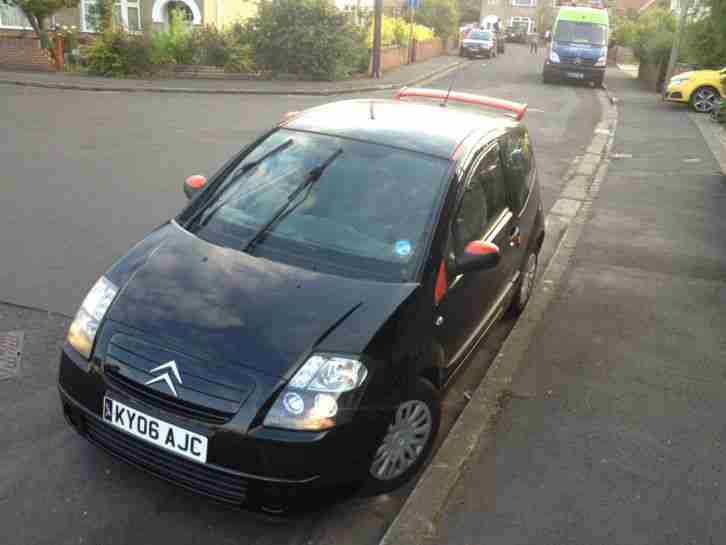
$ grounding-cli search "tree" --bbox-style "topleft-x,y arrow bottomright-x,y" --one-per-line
682,0 -> 726,67
415,0 -> 459,41
12,0 -> 80,55
535,1 -> 554,33
457,0 -> 479,24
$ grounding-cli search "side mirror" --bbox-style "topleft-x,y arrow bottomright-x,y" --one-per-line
183,174 -> 207,200
455,241 -> 501,274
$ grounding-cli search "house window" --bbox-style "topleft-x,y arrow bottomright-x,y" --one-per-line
81,0 -> 142,32
511,0 -> 536,6
0,0 -> 32,28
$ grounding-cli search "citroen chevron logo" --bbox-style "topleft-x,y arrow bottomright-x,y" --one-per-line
145,360 -> 183,397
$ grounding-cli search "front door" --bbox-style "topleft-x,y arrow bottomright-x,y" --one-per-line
435,143 -> 520,371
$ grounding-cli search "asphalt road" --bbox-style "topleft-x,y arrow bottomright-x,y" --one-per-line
0,44 -> 601,545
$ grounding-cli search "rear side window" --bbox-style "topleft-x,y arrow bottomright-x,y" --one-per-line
501,128 -> 533,213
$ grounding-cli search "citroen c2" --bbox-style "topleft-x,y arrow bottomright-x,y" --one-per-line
58,88 -> 545,512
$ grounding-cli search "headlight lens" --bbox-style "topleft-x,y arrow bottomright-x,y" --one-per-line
263,354 -> 368,431
670,75 -> 689,85
549,50 -> 560,63
595,56 -> 607,67
67,276 -> 118,359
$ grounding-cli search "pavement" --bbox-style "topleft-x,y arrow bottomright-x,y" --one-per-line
382,67 -> 726,545
617,64 -> 639,79
0,55 -> 464,95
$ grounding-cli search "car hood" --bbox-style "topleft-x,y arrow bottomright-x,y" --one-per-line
105,222 -> 418,379
463,39 -> 492,46
676,69 -> 721,80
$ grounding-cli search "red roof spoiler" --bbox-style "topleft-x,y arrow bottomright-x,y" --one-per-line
394,87 -> 528,121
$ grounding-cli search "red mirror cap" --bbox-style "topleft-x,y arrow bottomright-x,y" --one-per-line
464,240 -> 500,256
186,174 -> 207,190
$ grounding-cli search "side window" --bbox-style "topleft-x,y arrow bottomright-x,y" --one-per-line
476,148 -> 508,223
452,166 -> 487,258
501,128 -> 533,212
450,145 -> 508,260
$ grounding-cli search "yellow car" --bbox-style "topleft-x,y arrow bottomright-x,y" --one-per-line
664,67 -> 726,113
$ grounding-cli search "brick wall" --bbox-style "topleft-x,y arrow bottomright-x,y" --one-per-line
380,44 -> 406,72
0,31 -> 56,72
379,39 -> 446,73
414,38 -> 444,62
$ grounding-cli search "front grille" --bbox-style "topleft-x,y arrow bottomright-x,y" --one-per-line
103,334 -> 255,426
105,370 -> 230,425
561,56 -> 596,66
85,416 -> 248,505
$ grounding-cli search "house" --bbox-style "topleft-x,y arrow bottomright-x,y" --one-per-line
612,0 -> 650,17
639,0 -> 709,17
478,0 -> 555,34
0,0 -> 257,35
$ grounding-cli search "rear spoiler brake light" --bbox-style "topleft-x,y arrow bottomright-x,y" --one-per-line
394,87 -> 528,121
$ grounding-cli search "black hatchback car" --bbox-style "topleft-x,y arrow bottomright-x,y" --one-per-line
58,88 -> 545,512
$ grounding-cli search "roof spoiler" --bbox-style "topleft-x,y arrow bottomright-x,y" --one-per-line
394,87 -> 528,121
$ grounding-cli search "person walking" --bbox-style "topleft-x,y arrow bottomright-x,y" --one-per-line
529,31 -> 539,54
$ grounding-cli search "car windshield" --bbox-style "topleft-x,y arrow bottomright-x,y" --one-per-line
188,129 -> 450,282
469,31 -> 491,40
554,21 -> 607,46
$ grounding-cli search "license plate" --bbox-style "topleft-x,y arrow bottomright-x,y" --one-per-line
103,397 -> 208,463
566,72 -> 585,79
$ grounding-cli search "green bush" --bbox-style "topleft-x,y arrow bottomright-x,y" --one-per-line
246,0 -> 368,80
224,44 -> 256,72
86,30 -> 154,76
613,7 -> 675,64
414,0 -> 458,41
186,26 -> 232,66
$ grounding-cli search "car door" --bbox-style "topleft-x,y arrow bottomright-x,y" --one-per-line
435,143 -> 520,371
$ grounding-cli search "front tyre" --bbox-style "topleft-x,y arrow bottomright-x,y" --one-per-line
508,250 -> 538,316
690,86 -> 720,113
363,377 -> 440,495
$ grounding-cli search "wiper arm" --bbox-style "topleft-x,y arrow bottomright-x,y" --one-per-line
189,138 -> 294,229
244,148 -> 343,253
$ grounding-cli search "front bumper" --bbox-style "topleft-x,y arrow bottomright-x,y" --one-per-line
58,344 -> 383,511
543,61 -> 605,82
462,45 -> 494,57
663,83 -> 687,102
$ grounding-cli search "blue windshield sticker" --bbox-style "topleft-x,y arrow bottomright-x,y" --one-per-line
394,240 -> 412,257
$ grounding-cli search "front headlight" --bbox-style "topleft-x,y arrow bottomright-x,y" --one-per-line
595,56 -> 607,67
670,75 -> 690,85
549,50 -> 560,63
67,276 -> 118,359
263,354 -> 368,431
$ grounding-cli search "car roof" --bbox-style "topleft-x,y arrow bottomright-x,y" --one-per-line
284,99 -> 517,159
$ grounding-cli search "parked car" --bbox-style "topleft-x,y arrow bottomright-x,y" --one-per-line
58,88 -> 544,512
506,25 -> 527,43
664,67 -> 726,113
461,29 -> 498,58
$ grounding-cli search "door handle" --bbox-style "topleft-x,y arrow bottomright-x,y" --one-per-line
509,227 -> 521,248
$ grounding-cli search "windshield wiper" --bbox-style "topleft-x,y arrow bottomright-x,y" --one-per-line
244,148 -> 343,253
189,138 -> 294,230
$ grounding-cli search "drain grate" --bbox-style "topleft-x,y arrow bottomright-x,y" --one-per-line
0,331 -> 24,380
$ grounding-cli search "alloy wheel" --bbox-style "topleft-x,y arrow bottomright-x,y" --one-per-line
369,400 -> 432,481
693,87 -> 717,113
519,253 -> 537,307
